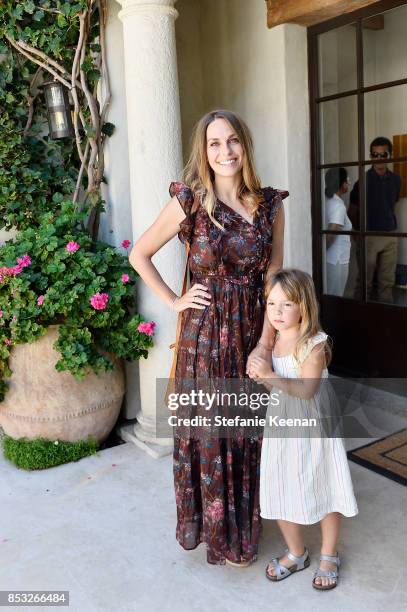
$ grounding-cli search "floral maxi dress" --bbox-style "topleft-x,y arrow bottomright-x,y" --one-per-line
169,181 -> 288,564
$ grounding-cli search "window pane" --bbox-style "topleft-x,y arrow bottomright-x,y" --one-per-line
321,166 -> 358,229
364,84 -> 407,159
318,24 -> 357,97
366,237 -> 407,306
363,4 -> 407,88
319,95 -> 358,164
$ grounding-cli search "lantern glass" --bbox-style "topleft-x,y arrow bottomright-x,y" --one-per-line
50,111 -> 67,133
45,83 -> 64,107
43,80 -> 74,139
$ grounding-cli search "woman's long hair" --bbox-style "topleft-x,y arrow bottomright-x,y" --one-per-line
264,269 -> 332,367
183,109 -> 262,230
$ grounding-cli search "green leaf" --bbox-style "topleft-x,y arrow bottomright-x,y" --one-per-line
52,193 -> 64,204
33,10 -> 45,21
61,3 -> 72,17
101,122 -> 115,137
11,6 -> 24,19
23,1 -> 36,14
57,14 -> 67,28
84,125 -> 96,139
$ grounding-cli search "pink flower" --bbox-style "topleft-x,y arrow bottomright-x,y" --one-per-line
37,295 -> 44,306
90,292 -> 109,310
121,273 -> 129,284
121,239 -> 131,249
66,241 -> 80,253
0,311 -> 3,318
0,267 -> 11,282
207,499 -> 224,522
16,254 -> 31,268
137,321 -> 156,336
4,338 -> 12,346
9,264 -> 23,276
12,315 -> 17,322
0,255 -> 31,281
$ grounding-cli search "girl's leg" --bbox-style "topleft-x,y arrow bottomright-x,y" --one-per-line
266,519 -> 306,578
315,512 -> 342,587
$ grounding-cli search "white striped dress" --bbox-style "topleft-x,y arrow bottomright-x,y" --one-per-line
259,332 -> 358,524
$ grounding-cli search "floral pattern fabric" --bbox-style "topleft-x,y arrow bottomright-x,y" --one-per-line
169,181 -> 289,564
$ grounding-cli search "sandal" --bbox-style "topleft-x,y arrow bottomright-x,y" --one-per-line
266,548 -> 310,581
312,553 -> 340,590
225,558 -> 252,568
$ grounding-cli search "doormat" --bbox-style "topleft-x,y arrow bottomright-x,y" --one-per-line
348,429 -> 407,486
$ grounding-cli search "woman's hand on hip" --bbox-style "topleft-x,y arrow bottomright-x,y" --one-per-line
173,283 -> 212,312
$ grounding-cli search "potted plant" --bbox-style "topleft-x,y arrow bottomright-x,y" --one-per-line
0,3 -> 157,469
0,200 -> 155,463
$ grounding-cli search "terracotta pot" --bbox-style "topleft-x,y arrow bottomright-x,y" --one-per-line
0,325 -> 125,443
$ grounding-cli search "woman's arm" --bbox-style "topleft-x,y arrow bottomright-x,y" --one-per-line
260,205 -> 285,346
129,196 -> 211,311
266,205 -> 284,277
246,206 -> 284,375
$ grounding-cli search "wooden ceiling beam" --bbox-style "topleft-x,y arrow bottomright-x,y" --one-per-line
265,0 -> 381,28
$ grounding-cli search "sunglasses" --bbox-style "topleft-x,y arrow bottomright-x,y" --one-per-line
371,151 -> 390,159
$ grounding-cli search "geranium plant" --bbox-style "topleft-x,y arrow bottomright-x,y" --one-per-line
0,199 -> 155,400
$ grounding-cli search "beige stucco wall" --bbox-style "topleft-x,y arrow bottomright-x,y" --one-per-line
175,0 -> 313,272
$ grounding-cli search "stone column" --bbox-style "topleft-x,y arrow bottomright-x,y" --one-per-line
116,0 -> 184,455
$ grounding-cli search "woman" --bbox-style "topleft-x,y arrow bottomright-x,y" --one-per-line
324,167 -> 352,296
129,109 -> 288,565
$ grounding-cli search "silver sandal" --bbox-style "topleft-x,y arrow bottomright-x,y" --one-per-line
266,548 -> 310,581
312,553 -> 341,590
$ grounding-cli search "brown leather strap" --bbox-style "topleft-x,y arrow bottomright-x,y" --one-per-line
169,241 -> 190,353
165,199 -> 195,404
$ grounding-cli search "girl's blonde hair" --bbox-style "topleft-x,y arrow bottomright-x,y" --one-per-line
264,269 -> 332,367
183,109 -> 263,230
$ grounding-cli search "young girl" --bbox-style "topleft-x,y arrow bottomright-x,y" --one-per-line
247,269 -> 358,590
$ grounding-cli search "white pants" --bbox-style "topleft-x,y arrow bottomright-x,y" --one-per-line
326,262 -> 349,296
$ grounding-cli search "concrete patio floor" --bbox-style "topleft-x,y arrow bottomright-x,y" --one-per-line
1,429 -> 406,612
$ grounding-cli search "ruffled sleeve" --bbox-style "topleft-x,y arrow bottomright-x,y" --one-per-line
169,181 -> 196,245
262,186 -> 289,225
298,332 -> 328,364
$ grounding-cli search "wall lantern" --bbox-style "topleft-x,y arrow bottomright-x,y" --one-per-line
42,80 -> 74,140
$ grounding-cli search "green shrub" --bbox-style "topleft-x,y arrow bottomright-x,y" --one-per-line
2,434 -> 99,470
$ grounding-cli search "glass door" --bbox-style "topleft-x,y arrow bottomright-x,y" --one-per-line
308,0 -> 407,377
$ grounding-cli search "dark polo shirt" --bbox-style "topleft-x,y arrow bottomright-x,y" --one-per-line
349,168 -> 401,231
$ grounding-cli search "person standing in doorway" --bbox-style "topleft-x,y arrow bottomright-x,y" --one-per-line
345,136 -> 401,303
324,167 -> 352,296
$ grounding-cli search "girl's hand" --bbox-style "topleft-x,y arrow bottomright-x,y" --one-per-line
246,343 -> 273,377
173,283 -> 211,312
248,355 -> 274,381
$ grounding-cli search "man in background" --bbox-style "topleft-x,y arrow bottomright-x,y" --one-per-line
344,136 -> 401,303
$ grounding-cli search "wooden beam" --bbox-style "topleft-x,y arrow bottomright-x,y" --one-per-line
265,0 -> 382,28
363,14 -> 385,29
